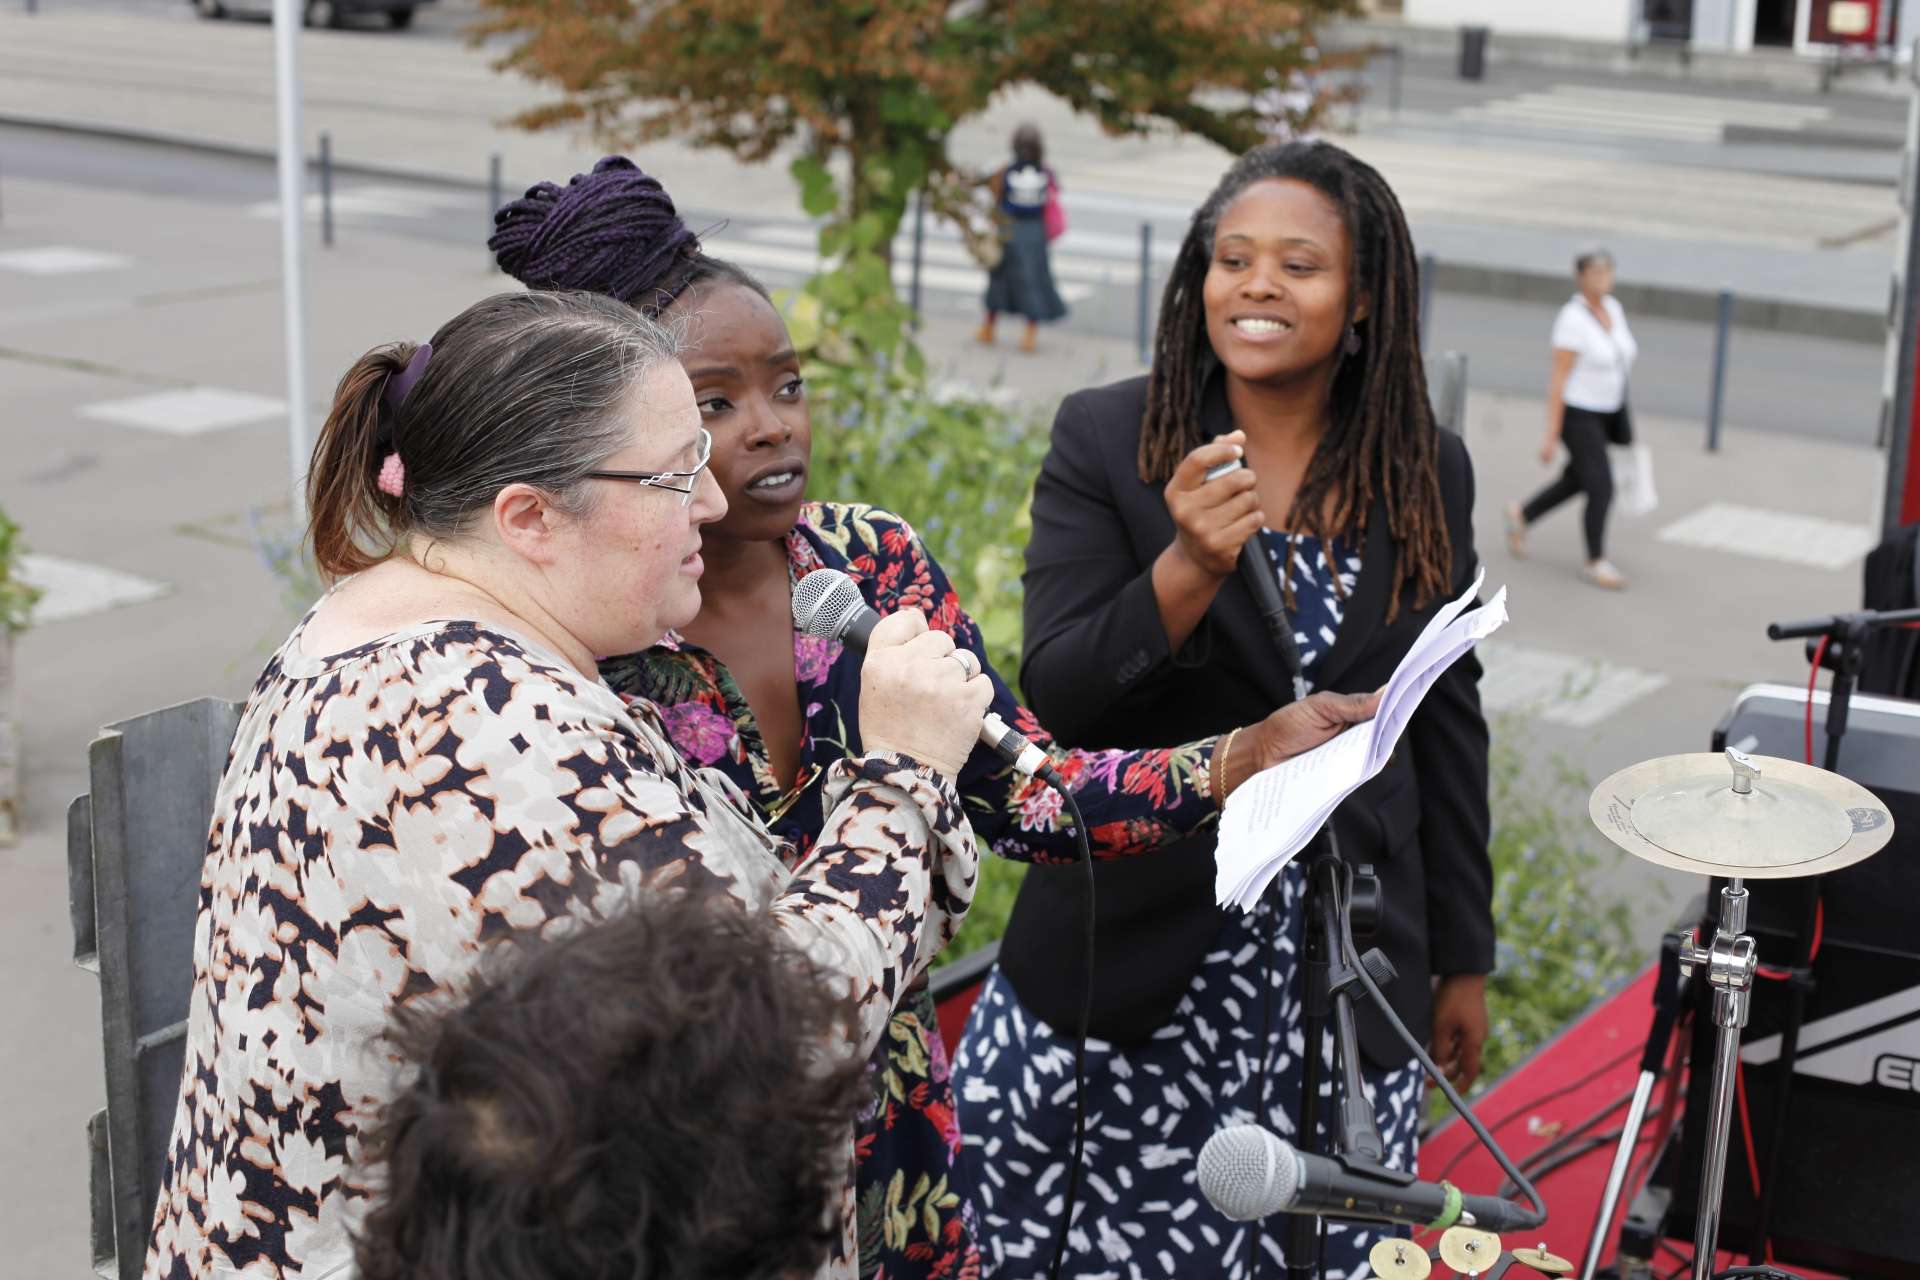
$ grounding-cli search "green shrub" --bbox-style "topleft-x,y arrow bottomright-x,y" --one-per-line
0,507 -> 43,636
1472,715 -> 1642,1092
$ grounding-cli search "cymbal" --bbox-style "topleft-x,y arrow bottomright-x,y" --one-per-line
1368,1237 -> 1433,1279
1437,1225 -> 1502,1274
1590,750 -> 1894,879
1510,1244 -> 1573,1274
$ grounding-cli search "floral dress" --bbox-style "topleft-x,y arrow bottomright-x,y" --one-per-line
146,612 -> 976,1280
954,532 -> 1426,1280
599,501 -> 1225,1280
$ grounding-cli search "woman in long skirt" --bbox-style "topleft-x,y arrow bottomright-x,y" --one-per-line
979,123 -> 1069,353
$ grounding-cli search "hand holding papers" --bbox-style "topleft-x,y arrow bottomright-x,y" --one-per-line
1214,570 -> 1508,910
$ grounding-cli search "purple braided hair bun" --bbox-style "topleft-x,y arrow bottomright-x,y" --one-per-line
489,156 -> 703,315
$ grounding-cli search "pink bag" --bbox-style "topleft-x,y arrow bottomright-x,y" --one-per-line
1043,178 -> 1067,242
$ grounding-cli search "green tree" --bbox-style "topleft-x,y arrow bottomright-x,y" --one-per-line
477,0 -> 1355,365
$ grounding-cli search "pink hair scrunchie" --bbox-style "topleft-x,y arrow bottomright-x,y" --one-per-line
377,452 -> 406,497
376,341 -> 431,500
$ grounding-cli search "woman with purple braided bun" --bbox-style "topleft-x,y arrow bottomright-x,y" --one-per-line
490,158 -> 1380,1280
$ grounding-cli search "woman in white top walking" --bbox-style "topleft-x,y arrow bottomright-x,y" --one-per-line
1507,248 -> 1637,589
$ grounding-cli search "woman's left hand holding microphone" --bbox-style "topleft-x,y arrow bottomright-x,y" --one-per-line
859,610 -> 994,781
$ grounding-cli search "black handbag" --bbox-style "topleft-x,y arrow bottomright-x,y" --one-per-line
1605,402 -> 1633,446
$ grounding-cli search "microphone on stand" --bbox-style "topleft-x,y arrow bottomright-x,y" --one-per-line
791,568 -> 1058,783
1197,1124 -> 1541,1233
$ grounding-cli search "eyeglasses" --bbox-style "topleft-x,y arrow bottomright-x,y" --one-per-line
586,427 -> 712,506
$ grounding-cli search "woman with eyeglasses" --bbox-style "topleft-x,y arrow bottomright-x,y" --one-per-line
143,289 -> 995,1280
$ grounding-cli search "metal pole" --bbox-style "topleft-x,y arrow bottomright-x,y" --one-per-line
318,131 -> 333,249
1137,221 -> 1153,366
1706,288 -> 1733,452
1881,48 -> 1920,531
1690,881 -> 1754,1280
1418,252 -> 1435,348
487,152 -> 503,271
909,187 -> 927,329
273,0 -> 313,520
1390,44 -> 1403,117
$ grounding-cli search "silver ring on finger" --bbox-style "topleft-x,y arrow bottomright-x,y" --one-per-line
946,649 -> 981,680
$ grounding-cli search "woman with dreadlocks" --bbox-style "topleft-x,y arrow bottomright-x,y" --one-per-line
953,140 -> 1495,1278
488,156 -> 1382,1280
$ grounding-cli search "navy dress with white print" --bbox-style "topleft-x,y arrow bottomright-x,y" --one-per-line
954,530 -> 1424,1280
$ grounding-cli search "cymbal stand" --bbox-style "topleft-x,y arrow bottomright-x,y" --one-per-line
1676,874 -> 1758,1280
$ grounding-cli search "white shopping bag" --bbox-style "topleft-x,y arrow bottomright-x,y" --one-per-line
1610,444 -> 1658,518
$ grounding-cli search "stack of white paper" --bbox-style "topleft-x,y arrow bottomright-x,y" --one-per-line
1214,569 -> 1508,910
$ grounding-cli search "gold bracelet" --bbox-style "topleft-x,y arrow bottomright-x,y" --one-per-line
1213,727 -> 1243,807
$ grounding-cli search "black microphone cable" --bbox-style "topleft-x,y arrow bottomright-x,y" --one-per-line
1039,772 -> 1093,1280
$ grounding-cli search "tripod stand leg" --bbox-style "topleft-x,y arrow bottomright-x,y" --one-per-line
1579,1069 -> 1657,1280
1288,963 -> 1326,1280
1288,864 -> 1333,1280
1582,934 -> 1686,1280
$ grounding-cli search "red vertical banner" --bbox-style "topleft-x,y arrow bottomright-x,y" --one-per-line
1905,326 -> 1920,526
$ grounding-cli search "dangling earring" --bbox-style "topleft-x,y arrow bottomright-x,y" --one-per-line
1343,323 -> 1362,356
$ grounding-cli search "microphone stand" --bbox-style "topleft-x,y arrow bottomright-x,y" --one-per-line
1235,543 -> 1412,1275
1288,840 -> 1405,1280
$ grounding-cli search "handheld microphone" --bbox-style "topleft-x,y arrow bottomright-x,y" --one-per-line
1238,541 -> 1308,703
1206,457 -> 1308,702
791,568 -> 1058,782
1197,1125 -> 1542,1233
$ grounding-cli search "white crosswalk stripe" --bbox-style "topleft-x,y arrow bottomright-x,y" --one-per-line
700,235 -> 1097,305
1450,85 -> 1834,144
708,218 -> 1184,303
1478,640 -> 1670,729
1656,502 -> 1877,570
731,224 -> 1136,290
0,246 -> 131,275
79,387 -> 286,436
244,185 -> 477,222
19,554 -> 169,626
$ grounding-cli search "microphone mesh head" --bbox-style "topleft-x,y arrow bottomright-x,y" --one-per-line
1197,1126 -> 1298,1222
792,569 -> 865,642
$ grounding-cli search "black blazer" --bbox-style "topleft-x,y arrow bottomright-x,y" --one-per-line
996,373 -> 1494,1067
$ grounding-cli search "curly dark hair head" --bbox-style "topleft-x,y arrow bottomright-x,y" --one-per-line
1141,139 -> 1449,621
351,891 -> 868,1280
490,155 -> 769,318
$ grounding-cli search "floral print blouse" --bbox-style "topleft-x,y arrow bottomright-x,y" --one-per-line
145,612 -> 977,1280
598,501 -> 1223,1280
